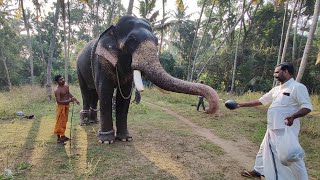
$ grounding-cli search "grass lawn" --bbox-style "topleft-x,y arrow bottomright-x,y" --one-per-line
0,86 -> 319,179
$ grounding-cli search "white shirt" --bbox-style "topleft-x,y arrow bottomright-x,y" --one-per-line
259,78 -> 313,129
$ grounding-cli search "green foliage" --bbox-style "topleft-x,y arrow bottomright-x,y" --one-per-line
159,51 -> 176,75
0,12 -> 24,89
139,0 -> 157,18
0,0 -> 319,95
16,162 -> 32,171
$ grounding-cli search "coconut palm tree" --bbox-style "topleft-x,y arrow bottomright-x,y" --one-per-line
186,0 -> 208,81
296,0 -> 320,82
46,0 -> 61,100
20,0 -> 34,85
127,0 -> 135,15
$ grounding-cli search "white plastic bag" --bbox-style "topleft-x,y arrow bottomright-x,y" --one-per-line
276,127 -> 305,166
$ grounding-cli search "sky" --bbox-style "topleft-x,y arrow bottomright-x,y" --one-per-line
24,0 -> 201,20
121,0 -> 201,20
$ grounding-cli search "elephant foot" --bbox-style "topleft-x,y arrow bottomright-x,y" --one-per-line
97,130 -> 115,144
79,110 -> 90,126
116,132 -> 133,142
89,107 -> 99,124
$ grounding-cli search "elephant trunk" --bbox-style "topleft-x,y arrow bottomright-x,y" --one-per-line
132,40 -> 219,114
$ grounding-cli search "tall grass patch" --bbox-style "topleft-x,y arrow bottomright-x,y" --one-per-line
310,95 -> 319,112
0,86 -> 47,119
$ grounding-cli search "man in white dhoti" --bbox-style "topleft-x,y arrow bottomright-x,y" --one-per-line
236,63 -> 313,179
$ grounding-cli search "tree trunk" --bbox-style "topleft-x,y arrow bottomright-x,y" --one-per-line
93,0 -> 100,37
231,0 -> 245,93
292,0 -> 303,61
158,0 -> 166,56
1,50 -> 12,91
296,0 -> 320,82
191,1 -> 215,81
107,0 -> 116,27
187,0 -> 207,81
46,0 -> 61,100
62,0 -> 69,84
21,0 -> 34,85
242,1 -> 261,45
67,0 -> 71,76
298,15 -> 310,55
280,0 -> 298,63
197,0 -> 254,79
273,1 -> 288,87
127,0 -> 134,15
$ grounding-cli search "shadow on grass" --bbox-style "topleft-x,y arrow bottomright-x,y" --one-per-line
73,119 -> 190,179
13,104 -> 74,179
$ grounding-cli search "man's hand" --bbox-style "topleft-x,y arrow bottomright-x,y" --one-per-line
284,116 -> 295,126
285,108 -> 311,126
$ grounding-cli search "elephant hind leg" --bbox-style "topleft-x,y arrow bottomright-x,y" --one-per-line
78,69 -> 98,126
79,110 -> 89,126
97,130 -> 115,144
79,90 -> 98,126
116,133 -> 133,142
89,91 -> 99,124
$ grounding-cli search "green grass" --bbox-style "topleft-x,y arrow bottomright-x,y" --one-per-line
0,86 -> 319,179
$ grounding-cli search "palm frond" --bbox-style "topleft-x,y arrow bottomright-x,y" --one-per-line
148,10 -> 159,22
153,20 -> 177,31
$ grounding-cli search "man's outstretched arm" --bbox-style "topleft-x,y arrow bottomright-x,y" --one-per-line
237,100 -> 262,108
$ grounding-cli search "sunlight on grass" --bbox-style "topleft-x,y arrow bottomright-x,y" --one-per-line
29,115 -> 55,170
0,120 -> 33,171
198,140 -> 225,156
72,125 -> 88,176
310,95 -> 320,112
134,143 -> 190,179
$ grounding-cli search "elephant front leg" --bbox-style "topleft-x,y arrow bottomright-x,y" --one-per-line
115,82 -> 133,142
97,80 -> 116,144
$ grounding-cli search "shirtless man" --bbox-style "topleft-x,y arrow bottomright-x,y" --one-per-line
54,74 -> 79,144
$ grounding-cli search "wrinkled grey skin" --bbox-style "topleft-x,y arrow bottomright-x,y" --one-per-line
77,15 -> 219,144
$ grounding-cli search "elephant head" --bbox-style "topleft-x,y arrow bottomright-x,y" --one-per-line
95,15 -> 219,114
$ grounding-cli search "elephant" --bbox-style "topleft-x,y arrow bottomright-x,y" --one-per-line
76,15 -> 219,144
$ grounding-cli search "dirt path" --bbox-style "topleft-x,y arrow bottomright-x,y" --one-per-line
145,101 -> 257,170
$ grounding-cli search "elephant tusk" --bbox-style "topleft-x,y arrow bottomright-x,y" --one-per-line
133,70 -> 144,92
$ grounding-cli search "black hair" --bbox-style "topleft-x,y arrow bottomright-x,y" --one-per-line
54,74 -> 62,82
276,62 -> 294,75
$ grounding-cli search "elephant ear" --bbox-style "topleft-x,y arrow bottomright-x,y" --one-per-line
95,25 -> 118,67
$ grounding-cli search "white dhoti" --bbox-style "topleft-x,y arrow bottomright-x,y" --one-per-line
253,127 -> 308,180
